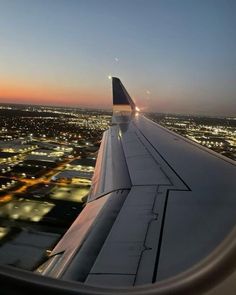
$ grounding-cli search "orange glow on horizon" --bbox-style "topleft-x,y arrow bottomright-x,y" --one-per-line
0,79 -> 110,108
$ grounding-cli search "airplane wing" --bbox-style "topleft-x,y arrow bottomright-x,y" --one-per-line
1,78 -> 236,294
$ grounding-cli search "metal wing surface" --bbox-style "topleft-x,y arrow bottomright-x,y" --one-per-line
37,78 -> 236,290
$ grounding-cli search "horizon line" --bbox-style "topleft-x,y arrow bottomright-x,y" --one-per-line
0,101 -> 235,119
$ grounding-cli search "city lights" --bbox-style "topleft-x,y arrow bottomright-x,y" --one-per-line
147,113 -> 235,161
0,104 -> 111,270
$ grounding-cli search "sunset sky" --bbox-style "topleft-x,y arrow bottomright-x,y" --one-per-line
0,0 -> 235,116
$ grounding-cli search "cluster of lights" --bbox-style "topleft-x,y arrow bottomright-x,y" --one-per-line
0,198 -> 54,222
0,227 -> 9,239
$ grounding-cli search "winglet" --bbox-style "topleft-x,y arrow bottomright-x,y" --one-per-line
112,77 -> 136,111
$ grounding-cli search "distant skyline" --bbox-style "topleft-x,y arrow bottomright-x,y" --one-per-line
0,0 -> 235,116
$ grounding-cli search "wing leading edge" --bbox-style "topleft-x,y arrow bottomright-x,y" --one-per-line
36,78 -> 236,292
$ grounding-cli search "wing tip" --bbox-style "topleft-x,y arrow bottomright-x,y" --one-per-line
112,77 -> 136,110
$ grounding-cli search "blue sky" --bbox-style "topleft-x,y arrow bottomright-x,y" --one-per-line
0,0 -> 235,116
